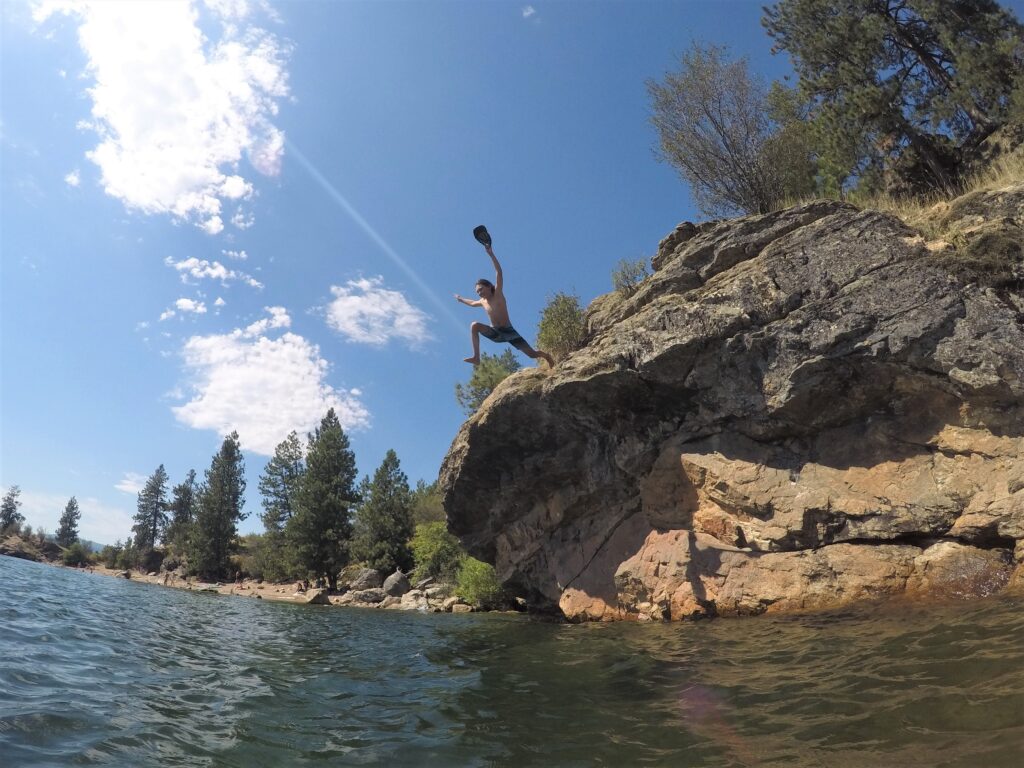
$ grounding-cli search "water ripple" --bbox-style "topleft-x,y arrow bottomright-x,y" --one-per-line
2,557 -> 1023,766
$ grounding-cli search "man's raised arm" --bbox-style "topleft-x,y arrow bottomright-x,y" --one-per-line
486,245 -> 503,293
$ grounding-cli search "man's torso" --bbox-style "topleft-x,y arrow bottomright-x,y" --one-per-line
481,292 -> 511,328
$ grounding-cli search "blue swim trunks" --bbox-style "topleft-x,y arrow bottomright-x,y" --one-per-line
480,324 -> 530,352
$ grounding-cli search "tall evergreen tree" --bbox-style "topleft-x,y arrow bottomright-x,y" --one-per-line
259,432 -> 305,534
132,465 -> 169,552
165,470 -> 197,558
287,409 -> 358,590
258,432 -> 305,582
351,450 -> 415,574
56,496 -> 81,548
763,0 -> 1024,190
1,485 -> 24,531
190,433 -> 247,580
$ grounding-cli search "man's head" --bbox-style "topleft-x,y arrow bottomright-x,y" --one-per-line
475,278 -> 495,298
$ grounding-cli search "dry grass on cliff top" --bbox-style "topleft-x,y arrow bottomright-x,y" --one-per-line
860,150 -> 1024,236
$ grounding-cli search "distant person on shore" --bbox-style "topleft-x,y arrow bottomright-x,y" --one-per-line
455,226 -> 554,368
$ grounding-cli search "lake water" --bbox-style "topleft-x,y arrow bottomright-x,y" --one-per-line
1,555 -> 1022,767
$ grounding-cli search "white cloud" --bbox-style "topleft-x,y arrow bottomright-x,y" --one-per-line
11,488 -> 134,545
204,0 -> 251,21
115,472 -> 146,494
33,0 -> 290,234
164,256 -> 262,288
523,6 -> 536,19
172,307 -> 369,455
240,304 -> 289,336
64,169 -> 80,186
325,277 -> 432,347
175,297 -> 207,314
222,248 -> 247,260
159,309 -> 176,322
231,208 -> 255,229
214,296 -> 226,306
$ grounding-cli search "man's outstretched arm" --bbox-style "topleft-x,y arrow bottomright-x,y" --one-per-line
485,245 -> 503,294
454,294 -> 482,307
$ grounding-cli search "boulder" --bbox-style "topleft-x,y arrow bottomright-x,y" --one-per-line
350,588 -> 386,604
301,588 -> 331,605
383,569 -> 411,597
347,568 -> 383,591
451,603 -> 473,613
440,190 -> 1024,622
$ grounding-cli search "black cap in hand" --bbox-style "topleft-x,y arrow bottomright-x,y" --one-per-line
473,225 -> 492,247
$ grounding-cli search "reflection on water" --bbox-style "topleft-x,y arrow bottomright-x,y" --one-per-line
1,555 -> 1022,767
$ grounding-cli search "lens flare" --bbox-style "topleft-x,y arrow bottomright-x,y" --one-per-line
285,139 -> 464,335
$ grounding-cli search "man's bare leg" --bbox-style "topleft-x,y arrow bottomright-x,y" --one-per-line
464,322 -> 484,364
520,343 -> 555,368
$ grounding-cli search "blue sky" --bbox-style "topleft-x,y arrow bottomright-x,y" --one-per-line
6,0 -> 1014,544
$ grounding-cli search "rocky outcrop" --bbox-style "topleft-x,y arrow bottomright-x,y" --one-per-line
0,534 -> 62,563
440,190 -> 1024,622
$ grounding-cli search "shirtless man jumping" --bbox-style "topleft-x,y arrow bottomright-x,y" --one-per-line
454,231 -> 554,368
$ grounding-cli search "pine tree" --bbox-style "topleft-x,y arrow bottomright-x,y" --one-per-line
351,450 -> 414,574
190,433 -> 247,580
287,409 -> 358,590
1,485 -> 24,531
56,496 -> 81,548
763,0 -> 1024,190
454,350 -> 521,415
258,432 -> 305,582
259,432 -> 305,534
132,465 -> 169,552
165,470 -> 197,559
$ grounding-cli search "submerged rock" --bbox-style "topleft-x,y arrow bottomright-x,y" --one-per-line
440,191 -> 1024,622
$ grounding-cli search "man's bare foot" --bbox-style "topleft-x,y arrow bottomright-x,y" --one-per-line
463,356 -> 480,365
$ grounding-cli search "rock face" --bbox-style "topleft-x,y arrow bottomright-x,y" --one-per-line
440,192 -> 1024,622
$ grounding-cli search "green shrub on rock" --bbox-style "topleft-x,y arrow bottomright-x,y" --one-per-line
62,541 -> 90,567
611,257 -> 650,296
411,522 -> 465,582
456,557 -> 507,610
537,292 -> 586,362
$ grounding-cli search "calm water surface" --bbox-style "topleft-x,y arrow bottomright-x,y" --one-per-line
1,555 -> 1022,767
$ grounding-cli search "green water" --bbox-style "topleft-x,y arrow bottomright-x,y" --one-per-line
1,555 -> 1022,766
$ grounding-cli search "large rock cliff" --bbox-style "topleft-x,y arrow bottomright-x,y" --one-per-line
440,187 -> 1024,621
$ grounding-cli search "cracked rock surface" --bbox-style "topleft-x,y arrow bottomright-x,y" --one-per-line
439,194 -> 1024,621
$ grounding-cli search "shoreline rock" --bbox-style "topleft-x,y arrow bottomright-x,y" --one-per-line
1,555 -> 485,616
441,188 -> 1024,622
